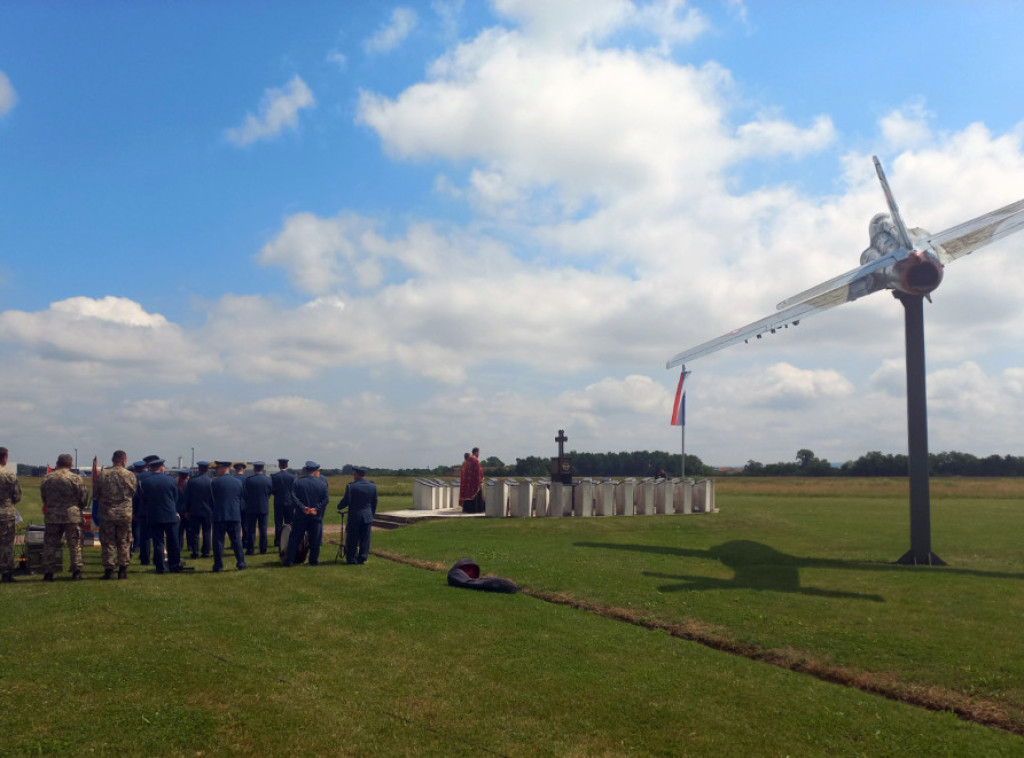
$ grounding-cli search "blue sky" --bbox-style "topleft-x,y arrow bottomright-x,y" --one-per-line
2,0 -> 1023,470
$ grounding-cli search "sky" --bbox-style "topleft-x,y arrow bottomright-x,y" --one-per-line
2,0 -> 1023,470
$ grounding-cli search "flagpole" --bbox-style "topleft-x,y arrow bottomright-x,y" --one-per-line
680,406 -> 686,478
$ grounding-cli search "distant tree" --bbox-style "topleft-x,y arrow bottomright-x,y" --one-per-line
515,456 -> 549,476
743,460 -> 765,476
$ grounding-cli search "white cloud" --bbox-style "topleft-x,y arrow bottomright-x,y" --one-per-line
326,50 -> 347,69
881,100 -> 933,149
0,71 -> 16,118
225,75 -> 315,147
0,296 -> 219,384
560,375 -> 673,415
736,114 -> 836,157
364,7 -> 418,54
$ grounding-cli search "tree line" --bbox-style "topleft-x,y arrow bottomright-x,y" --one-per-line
742,449 -> 1024,477
22,448 -> 1020,480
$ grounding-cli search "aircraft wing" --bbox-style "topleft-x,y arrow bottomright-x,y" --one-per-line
775,254 -> 898,310
923,197 -> 1024,264
666,263 -> 887,368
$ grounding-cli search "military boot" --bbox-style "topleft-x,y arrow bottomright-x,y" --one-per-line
1,572 -> 15,583
71,570 -> 83,581
43,573 -> 54,582
118,566 -> 128,580
102,568 -> 115,580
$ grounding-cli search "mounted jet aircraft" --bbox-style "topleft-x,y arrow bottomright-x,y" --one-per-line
667,156 -> 1024,368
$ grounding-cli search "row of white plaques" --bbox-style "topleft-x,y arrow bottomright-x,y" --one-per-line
412,478 -> 716,517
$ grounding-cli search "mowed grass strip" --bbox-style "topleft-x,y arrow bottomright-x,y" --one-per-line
1,547 -> 1021,757
373,485 -> 1024,734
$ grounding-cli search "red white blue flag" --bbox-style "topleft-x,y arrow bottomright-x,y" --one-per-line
670,370 -> 690,426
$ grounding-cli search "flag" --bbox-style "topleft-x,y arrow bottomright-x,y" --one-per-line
670,370 -> 690,426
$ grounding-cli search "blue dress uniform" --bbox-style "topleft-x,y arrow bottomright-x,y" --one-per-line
211,462 -> 246,572
339,467 -> 378,564
242,464 -> 272,555
285,462 -> 329,566
139,460 -> 184,573
183,463 -> 214,558
175,470 -> 189,554
131,459 -> 156,564
270,460 -> 294,547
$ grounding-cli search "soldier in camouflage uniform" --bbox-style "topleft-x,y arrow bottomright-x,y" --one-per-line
0,446 -> 23,583
40,453 -> 89,581
93,450 -> 137,580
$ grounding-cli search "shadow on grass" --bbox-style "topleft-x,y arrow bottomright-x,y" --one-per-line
577,539 -> 888,601
576,539 -> 1024,581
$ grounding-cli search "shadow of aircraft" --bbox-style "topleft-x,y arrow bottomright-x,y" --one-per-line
575,539 -> 1024,582
576,539 -> 887,601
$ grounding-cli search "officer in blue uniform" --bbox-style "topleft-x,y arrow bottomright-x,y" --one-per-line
131,456 -> 158,564
174,468 -> 190,554
182,461 -> 214,558
233,463 -> 250,550
339,465 -> 378,564
270,458 -> 294,548
139,458 -> 187,573
285,461 -> 329,566
242,461 -> 272,555
211,460 -> 246,572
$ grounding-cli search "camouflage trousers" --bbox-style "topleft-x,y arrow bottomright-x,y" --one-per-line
99,519 -> 132,569
0,519 -> 14,573
43,522 -> 83,574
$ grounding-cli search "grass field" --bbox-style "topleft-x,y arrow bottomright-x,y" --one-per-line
2,477 -> 1024,756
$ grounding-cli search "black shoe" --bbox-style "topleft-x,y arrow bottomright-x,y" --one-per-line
71,570 -> 83,581
118,566 -> 128,579
1,572 -> 15,583
102,569 -> 114,580
44,573 -> 54,582
245,550 -> 254,555
190,553 -> 199,559
212,566 -> 223,573
200,553 -> 210,559
236,562 -> 247,570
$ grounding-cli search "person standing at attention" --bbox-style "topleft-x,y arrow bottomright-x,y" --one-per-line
339,465 -> 378,564
270,458 -> 294,548
0,446 -> 23,583
40,453 -> 89,581
460,447 -> 484,513
139,458 -> 187,574
211,460 -> 246,572
285,461 -> 328,567
93,450 -> 137,580
183,461 -> 214,558
242,461 -> 272,555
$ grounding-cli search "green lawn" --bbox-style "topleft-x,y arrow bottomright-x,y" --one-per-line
3,478 -> 1024,756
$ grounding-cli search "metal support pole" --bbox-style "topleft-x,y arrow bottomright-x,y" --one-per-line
680,422 -> 686,479
895,293 -> 945,566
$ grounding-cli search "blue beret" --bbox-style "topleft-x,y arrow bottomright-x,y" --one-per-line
304,460 -> 320,471
131,461 -> 146,470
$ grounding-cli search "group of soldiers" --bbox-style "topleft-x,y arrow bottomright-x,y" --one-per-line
0,446 -> 380,582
